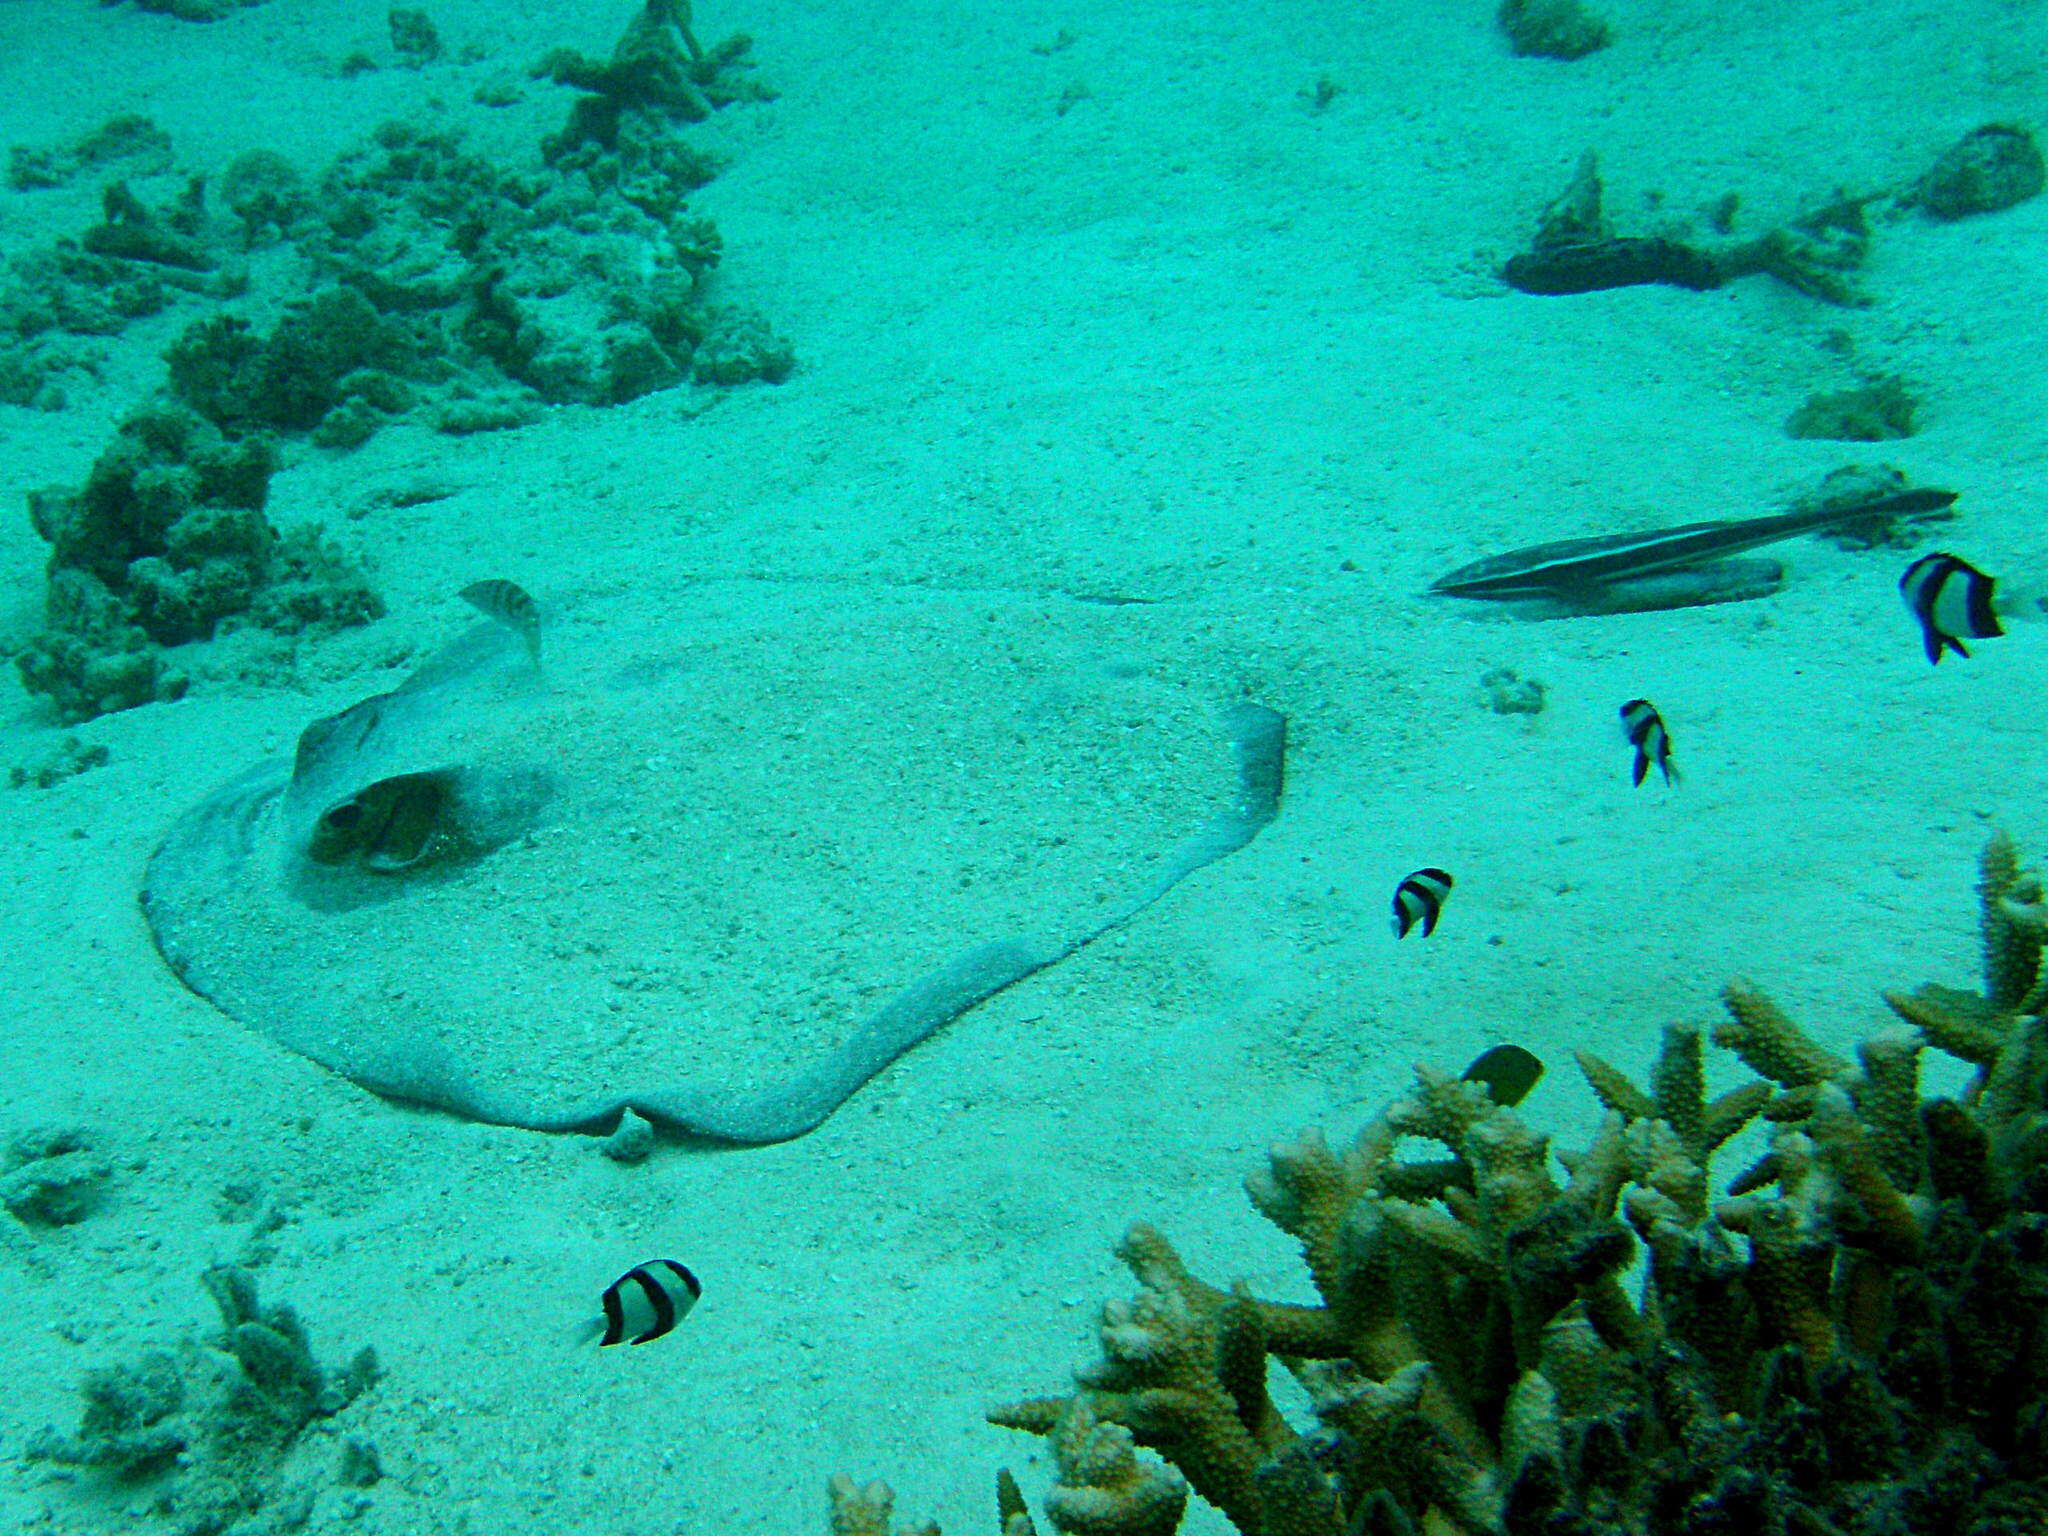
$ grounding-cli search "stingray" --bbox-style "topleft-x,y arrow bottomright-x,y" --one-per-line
141,584 -> 1287,1144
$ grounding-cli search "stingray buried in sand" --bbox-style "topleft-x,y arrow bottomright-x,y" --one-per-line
141,583 -> 1286,1144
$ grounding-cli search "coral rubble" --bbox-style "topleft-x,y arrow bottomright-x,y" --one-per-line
1506,121 -> 2043,308
29,1265 -> 379,1535
1501,153 -> 1872,305
847,834 -> 2048,1534
155,1 -> 788,448
3,1 -> 786,423
13,403 -> 381,721
118,0 -> 266,21
0,174 -> 234,412
7,114 -> 173,193
535,0 -> 773,157
6,735 -> 111,790
7,0 -> 791,719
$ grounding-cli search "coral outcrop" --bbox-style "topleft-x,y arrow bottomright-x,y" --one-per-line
13,402 -> 380,721
154,0 -> 788,449
8,4 -> 787,719
842,833 -> 2048,1534
3,1 -> 787,423
0,165 -> 233,411
29,1265 -> 379,1535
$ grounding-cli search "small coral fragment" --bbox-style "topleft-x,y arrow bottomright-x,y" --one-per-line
1977,829 -> 2046,1009
828,1475 -> 942,1536
1502,155 -> 1877,305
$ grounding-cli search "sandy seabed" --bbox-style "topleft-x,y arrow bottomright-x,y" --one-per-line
2,0 -> 2046,1530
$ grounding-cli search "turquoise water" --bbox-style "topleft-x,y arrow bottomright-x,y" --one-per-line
1,0 -> 2045,1530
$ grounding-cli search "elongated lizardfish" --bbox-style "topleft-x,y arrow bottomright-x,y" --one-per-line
1432,488 -> 1959,615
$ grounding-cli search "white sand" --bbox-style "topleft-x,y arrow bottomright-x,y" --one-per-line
2,0 -> 2046,1530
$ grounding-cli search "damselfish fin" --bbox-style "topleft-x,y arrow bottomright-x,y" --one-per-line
460,579 -> 542,664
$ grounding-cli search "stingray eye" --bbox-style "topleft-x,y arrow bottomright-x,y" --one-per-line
323,801 -> 365,832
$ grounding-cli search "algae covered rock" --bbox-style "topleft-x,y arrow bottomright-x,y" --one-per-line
1912,123 -> 2045,220
166,287 -> 420,437
0,1125 -> 113,1227
15,403 -> 380,721
7,113 -> 173,192
30,404 -> 280,647
1497,0 -> 1611,60
1786,375 -> 1918,442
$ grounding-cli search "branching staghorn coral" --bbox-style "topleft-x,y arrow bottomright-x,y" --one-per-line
838,833 -> 2048,1535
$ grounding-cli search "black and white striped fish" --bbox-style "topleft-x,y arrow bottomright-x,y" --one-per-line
1900,553 -> 2002,664
1619,699 -> 1676,787
577,1260 -> 701,1347
1392,868 -> 1453,939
